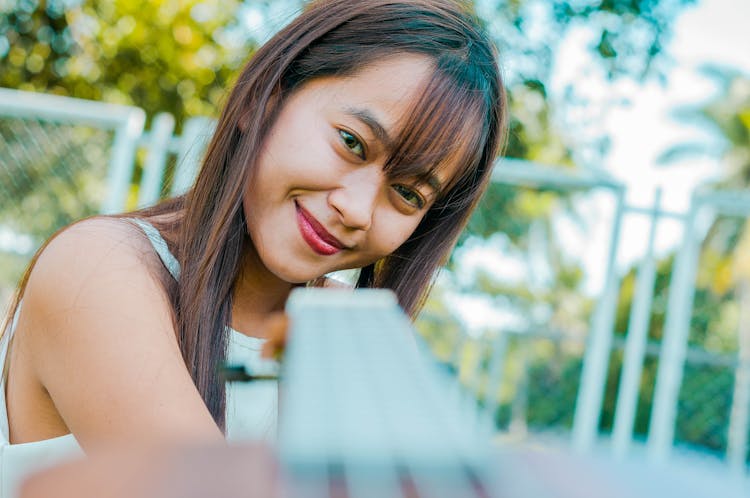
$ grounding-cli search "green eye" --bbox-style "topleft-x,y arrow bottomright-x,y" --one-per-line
339,129 -> 365,159
392,184 -> 425,209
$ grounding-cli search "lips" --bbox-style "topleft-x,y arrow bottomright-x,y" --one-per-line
295,201 -> 345,256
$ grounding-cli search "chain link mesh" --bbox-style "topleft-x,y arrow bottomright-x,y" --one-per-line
0,116 -> 114,306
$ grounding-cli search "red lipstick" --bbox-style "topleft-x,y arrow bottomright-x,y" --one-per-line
295,202 -> 344,256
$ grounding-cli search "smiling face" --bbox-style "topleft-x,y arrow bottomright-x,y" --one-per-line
242,54 -> 460,284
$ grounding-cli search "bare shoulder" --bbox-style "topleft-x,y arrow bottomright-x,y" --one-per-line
22,216 -> 171,342
15,216 -> 222,447
29,217 -> 161,283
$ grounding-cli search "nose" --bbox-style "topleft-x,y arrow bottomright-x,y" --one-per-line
328,166 -> 383,231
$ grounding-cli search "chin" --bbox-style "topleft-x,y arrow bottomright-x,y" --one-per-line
283,274 -> 319,285
269,261 -> 327,285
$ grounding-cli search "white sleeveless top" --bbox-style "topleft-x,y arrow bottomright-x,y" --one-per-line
0,219 -> 279,497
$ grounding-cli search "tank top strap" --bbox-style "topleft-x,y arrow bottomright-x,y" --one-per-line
127,218 -> 181,281
0,305 -> 22,443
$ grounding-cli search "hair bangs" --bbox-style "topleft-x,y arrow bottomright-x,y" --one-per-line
383,68 -> 485,198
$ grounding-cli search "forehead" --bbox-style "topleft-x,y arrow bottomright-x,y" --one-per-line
301,53 -> 435,127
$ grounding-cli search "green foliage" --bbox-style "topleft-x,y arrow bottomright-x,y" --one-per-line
503,80 -> 574,164
415,283 -> 466,364
1,0 -> 253,128
0,121 -> 112,240
0,0 -> 73,92
659,69 -> 750,184
463,183 -> 522,243
675,363 -> 734,453
0,252 -> 30,297
524,349 -> 582,429
481,0 -> 694,93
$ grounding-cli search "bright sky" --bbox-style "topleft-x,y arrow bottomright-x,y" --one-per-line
454,0 -> 750,332
582,0 -> 750,208
546,0 -> 750,286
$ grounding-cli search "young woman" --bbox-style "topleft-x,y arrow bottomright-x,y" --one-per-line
1,0 -> 506,493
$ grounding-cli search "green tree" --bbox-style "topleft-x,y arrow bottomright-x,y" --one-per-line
1,0 -> 252,126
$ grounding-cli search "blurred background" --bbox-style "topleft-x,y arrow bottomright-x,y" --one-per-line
1,0 -> 749,475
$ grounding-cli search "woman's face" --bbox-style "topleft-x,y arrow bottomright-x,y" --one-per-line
243,54 -> 458,284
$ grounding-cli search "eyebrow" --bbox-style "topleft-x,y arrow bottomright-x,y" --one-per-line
343,107 -> 394,152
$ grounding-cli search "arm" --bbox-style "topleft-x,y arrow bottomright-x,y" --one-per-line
16,218 -> 224,449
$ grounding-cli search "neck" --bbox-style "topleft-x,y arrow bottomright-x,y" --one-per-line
230,247 -> 295,338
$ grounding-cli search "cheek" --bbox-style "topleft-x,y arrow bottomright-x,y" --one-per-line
370,217 -> 423,255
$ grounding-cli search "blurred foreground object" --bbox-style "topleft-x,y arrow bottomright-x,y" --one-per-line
280,289 -> 496,496
20,444 -> 279,498
21,442 -> 749,498
22,289 -> 749,497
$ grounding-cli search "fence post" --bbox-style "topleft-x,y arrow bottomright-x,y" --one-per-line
101,109 -> 145,214
572,187 -> 626,452
612,189 -> 662,458
137,112 -> 175,208
647,196 -> 707,463
171,117 -> 215,196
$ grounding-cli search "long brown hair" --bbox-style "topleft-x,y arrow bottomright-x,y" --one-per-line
5,0 -> 507,431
